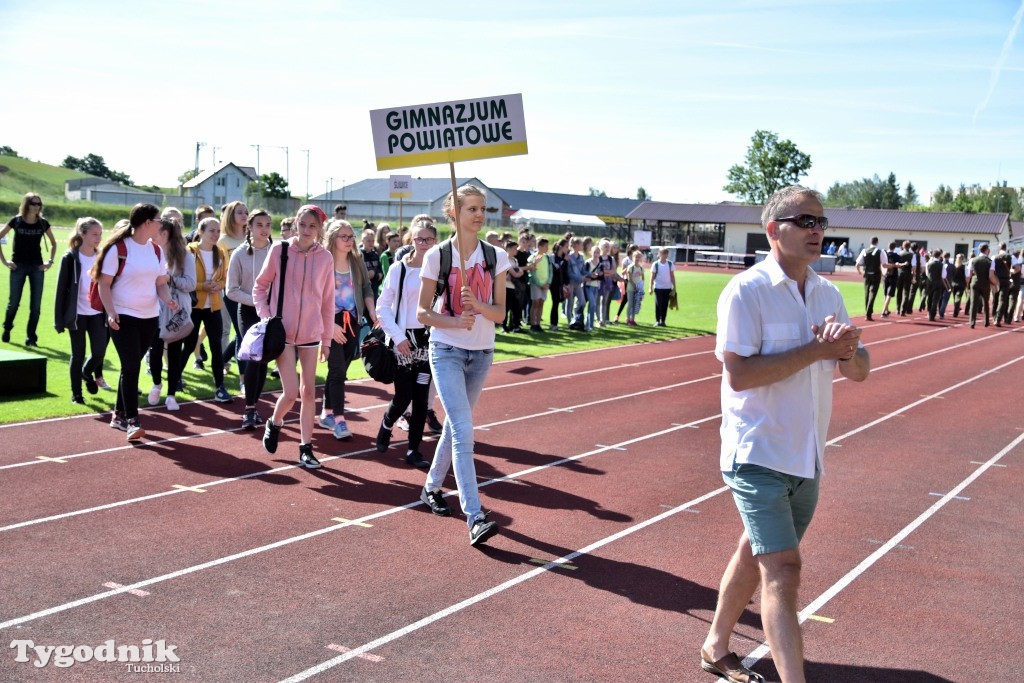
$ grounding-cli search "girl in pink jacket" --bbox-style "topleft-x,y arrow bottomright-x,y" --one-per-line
253,205 -> 334,468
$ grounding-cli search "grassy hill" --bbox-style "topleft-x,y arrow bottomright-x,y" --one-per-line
0,154 -> 92,201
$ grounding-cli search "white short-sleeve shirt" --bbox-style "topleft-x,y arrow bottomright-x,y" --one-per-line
100,238 -> 163,319
420,239 -> 510,351
715,252 -> 856,478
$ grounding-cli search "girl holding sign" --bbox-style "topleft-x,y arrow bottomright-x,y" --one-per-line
416,184 -> 511,546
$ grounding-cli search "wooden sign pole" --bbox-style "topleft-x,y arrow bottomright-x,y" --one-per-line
449,162 -> 467,282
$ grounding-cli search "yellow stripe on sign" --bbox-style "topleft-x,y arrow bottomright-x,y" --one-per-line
332,517 -> 373,528
806,614 -> 834,623
375,141 -> 529,171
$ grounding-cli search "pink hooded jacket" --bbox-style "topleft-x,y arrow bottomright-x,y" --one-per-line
253,239 -> 334,348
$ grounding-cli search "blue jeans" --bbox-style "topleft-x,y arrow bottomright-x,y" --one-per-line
584,286 -> 599,329
425,342 -> 493,527
4,264 -> 45,341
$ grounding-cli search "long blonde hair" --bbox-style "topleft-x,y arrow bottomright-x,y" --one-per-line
69,217 -> 102,249
324,219 -> 369,292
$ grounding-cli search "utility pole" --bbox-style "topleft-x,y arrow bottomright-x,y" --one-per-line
300,149 -> 310,199
250,144 -> 261,201
194,141 -> 207,175
212,146 -> 222,167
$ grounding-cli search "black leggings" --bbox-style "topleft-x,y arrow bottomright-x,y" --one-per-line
182,307 -> 225,388
324,312 -> 359,414
148,332 -> 184,396
222,297 -> 244,373
239,304 -> 268,407
68,313 -> 109,397
110,314 -> 158,420
615,289 -> 630,318
654,289 -> 671,324
385,359 -> 431,453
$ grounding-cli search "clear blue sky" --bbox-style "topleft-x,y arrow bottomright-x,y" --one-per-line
2,0 -> 1022,204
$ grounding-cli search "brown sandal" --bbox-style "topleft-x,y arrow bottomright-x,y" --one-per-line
700,648 -> 765,682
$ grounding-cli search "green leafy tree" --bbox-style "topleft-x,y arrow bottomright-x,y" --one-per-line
903,181 -> 919,206
62,153 -> 134,186
879,172 -> 902,209
588,187 -> 607,198
932,184 -> 954,207
636,186 -> 651,201
0,145 -> 18,157
178,169 -> 199,185
723,130 -> 812,204
825,175 -> 884,209
261,172 -> 289,199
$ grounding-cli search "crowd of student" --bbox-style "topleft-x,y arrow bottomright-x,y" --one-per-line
11,188 -> 676,545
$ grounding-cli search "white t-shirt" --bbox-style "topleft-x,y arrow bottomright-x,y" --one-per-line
77,253 -> 98,316
652,259 -> 674,289
420,240 -> 511,351
377,258 -> 424,341
100,238 -> 163,319
715,252 -> 857,479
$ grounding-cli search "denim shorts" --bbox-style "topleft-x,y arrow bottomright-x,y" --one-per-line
723,463 -> 820,556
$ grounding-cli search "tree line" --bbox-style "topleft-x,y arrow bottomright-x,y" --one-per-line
723,130 -> 1024,220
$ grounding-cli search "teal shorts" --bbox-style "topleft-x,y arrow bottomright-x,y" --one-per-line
723,463 -> 820,556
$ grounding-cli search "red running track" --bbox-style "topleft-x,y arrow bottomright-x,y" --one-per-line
0,312 -> 1021,682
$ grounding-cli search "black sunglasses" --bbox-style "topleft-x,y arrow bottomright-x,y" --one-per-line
774,214 -> 828,231
29,201 -> 43,207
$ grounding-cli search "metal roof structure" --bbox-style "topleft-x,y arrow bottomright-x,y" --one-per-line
311,177 -> 483,203
627,201 -> 1009,235
490,188 -> 642,218
510,209 -> 605,228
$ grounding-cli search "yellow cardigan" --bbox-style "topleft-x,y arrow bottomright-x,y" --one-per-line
188,242 -> 229,311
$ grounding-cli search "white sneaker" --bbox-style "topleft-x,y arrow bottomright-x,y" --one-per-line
147,384 -> 162,406
165,395 -> 179,411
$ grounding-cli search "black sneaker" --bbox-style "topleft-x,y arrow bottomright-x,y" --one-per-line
298,443 -> 321,469
0,329 -> 9,343
376,421 -> 392,452
425,410 -> 443,435
241,408 -> 258,430
126,418 -> 145,442
71,395 -> 85,404
199,344 -> 208,361
83,375 -> 98,395
110,412 -> 128,431
214,386 -> 233,403
263,420 -> 282,454
420,488 -> 451,516
469,514 -> 498,547
406,451 -> 430,469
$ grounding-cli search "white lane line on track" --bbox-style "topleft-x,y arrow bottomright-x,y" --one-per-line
0,376 -> 719,532
2,330 -> 1016,641
2,321 -> 1009,527
0,352 -> 712,472
742,428 -> 1024,671
0,323 -> 985,472
0,416 -> 718,631
277,485 -> 732,683
0,339 -> 707,431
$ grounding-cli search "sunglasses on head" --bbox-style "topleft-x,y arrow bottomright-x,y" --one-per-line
774,214 -> 828,231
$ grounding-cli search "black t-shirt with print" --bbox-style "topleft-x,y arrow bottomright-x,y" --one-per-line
6,216 -> 50,265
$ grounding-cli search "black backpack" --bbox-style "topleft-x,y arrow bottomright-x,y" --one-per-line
433,238 -> 498,315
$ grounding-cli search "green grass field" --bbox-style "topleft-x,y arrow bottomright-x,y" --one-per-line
0,224 -> 866,424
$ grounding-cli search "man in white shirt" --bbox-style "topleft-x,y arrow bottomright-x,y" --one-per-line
701,186 -> 870,683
